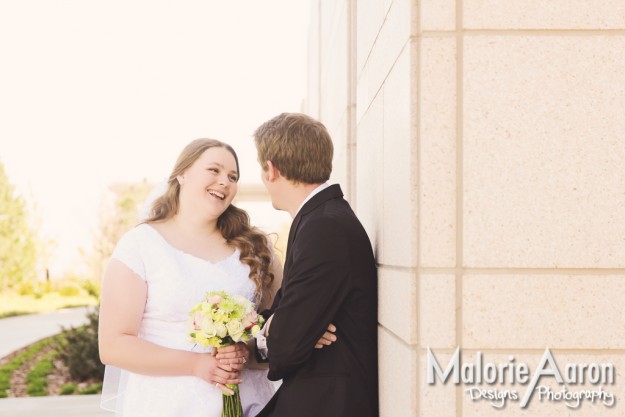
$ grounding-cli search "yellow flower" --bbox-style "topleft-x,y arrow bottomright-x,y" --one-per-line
195,332 -> 210,347
207,336 -> 222,348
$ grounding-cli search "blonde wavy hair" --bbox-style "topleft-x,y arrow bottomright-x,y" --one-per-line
144,138 -> 274,305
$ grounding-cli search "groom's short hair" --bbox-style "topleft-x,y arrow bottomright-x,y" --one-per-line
254,112 -> 333,184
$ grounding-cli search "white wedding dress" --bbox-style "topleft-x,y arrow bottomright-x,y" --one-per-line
101,224 -> 274,417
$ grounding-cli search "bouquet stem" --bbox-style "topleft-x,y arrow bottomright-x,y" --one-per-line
222,384 -> 242,417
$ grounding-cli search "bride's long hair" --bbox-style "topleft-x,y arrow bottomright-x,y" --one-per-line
145,138 -> 274,305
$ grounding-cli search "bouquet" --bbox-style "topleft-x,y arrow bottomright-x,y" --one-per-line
189,291 -> 264,417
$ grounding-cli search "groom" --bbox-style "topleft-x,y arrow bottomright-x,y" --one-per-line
252,113 -> 378,417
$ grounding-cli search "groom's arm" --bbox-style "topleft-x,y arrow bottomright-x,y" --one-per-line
265,217 -> 349,381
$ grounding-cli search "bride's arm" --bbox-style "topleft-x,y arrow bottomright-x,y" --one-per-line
98,259 -> 241,391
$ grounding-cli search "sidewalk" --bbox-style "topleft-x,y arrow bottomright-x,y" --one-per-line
0,395 -> 109,417
0,307 -> 91,358
0,307 -> 107,417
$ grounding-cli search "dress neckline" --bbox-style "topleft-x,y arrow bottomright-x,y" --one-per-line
141,223 -> 239,265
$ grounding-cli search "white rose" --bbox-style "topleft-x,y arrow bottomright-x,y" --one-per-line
226,319 -> 245,342
201,316 -> 217,337
215,322 -> 228,338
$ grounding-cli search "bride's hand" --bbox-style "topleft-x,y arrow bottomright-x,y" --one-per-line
193,352 -> 241,395
215,342 -> 250,371
315,324 -> 337,349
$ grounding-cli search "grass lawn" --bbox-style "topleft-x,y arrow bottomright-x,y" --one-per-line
0,293 -> 98,319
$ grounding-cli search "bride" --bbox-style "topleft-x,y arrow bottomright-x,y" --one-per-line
98,139 -> 332,417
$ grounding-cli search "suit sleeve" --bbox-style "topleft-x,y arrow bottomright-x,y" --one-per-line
266,217 -> 350,380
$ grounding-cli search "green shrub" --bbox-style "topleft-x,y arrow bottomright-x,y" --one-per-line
59,308 -> 105,382
0,369 -> 11,398
60,384 -> 76,395
57,284 -> 81,297
0,310 -> 25,319
17,281 -> 50,298
26,380 -> 47,396
25,349 -> 58,396
81,279 -> 101,299
79,383 -> 103,395
16,281 -> 35,296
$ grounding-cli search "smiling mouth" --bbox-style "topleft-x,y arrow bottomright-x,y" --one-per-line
207,189 -> 225,200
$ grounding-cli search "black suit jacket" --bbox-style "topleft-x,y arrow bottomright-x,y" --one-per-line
256,185 -> 378,417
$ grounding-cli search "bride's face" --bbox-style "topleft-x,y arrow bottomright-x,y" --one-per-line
179,146 -> 239,218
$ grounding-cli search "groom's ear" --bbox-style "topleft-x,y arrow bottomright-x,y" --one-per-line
266,161 -> 281,182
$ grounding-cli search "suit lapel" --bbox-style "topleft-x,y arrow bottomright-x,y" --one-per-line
282,212 -> 302,285
286,213 -> 303,255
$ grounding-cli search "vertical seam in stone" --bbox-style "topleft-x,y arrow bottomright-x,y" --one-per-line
414,0 -> 422,413
317,0 -> 322,119
347,0 -> 357,205
456,0 -> 464,415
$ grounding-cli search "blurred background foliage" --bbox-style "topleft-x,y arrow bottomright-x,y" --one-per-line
0,160 -> 150,319
0,162 -> 38,291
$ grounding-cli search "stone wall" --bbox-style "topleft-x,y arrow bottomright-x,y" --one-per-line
306,1 -> 625,415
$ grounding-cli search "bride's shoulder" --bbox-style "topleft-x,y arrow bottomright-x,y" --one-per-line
114,223 -> 157,249
121,222 -> 151,239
